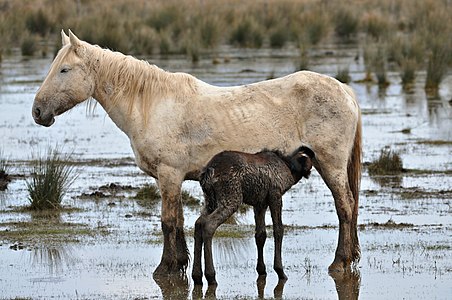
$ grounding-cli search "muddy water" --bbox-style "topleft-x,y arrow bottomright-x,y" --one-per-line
0,45 -> 451,299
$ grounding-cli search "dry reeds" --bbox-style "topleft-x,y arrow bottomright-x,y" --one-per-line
0,0 -> 449,88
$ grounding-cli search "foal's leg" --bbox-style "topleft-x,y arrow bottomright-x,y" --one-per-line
254,206 -> 267,276
153,166 -> 188,275
203,201 -> 239,285
269,195 -> 287,280
192,210 -> 208,285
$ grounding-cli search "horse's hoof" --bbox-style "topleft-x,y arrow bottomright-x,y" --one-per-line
328,261 -> 346,273
153,260 -> 181,276
153,263 -> 169,276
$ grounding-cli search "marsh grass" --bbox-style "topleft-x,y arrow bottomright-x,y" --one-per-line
296,42 -> 310,71
0,149 -> 11,191
333,8 -> 359,40
230,16 -> 264,48
181,190 -> 200,207
362,12 -> 391,41
134,184 -> 161,207
368,148 -> 403,175
387,35 -> 424,89
335,67 -> 351,83
21,35 -> 38,56
26,148 -> 78,210
364,43 -> 389,87
133,184 -> 200,207
425,39 -> 451,92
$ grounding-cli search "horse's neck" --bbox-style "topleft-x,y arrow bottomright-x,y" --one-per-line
90,49 -> 151,136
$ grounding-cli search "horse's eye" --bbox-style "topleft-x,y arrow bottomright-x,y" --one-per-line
60,67 -> 69,73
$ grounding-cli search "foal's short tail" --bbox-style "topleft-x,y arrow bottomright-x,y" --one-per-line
200,167 -> 217,213
348,111 -> 362,213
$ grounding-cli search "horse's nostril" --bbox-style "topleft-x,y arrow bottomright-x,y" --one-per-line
34,107 -> 41,118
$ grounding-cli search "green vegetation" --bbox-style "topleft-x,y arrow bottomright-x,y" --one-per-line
0,0 -> 450,89
368,148 -> 403,175
0,149 -> 11,191
133,184 -> 200,207
26,148 -> 78,210
335,67 -> 351,84
181,190 -> 201,207
134,183 -> 160,202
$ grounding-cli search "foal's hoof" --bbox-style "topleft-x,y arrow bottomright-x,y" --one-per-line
206,275 -> 217,286
275,270 -> 287,281
192,275 -> 203,286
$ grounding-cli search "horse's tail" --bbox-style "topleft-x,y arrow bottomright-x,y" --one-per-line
348,111 -> 362,208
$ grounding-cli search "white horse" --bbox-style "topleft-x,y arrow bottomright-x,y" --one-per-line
33,30 -> 362,276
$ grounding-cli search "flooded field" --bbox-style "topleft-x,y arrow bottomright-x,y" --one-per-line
0,44 -> 451,299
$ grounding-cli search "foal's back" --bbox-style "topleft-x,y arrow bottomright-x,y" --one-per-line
201,151 -> 294,207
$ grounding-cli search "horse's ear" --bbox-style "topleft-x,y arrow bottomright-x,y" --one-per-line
68,29 -> 82,48
61,30 -> 70,46
68,29 -> 86,56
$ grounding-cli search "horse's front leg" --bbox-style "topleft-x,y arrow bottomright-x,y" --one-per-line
254,206 -> 267,277
153,165 -> 188,275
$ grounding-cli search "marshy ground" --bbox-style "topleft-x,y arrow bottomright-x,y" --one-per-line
0,39 -> 451,299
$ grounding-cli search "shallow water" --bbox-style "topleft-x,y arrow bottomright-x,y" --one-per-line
0,45 -> 451,299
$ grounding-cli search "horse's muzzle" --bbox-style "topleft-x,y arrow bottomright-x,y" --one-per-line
32,105 -> 55,127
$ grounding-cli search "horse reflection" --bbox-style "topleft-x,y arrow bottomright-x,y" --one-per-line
256,275 -> 287,299
153,273 -> 190,300
330,270 -> 361,300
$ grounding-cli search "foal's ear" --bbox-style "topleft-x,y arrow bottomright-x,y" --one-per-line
61,30 -> 70,46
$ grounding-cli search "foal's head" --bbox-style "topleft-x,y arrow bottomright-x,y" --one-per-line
33,30 -> 95,127
290,146 -> 315,179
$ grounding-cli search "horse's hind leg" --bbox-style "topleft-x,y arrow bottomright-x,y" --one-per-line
318,166 -> 358,272
254,206 -> 268,277
269,195 -> 287,280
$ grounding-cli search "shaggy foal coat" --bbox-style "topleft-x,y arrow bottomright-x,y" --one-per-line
192,147 -> 314,285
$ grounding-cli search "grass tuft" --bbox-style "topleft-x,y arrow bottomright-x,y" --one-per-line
368,148 -> 403,175
334,8 -> 359,39
335,67 -> 351,83
21,34 -> 37,56
134,184 -> 160,202
0,149 -> 11,191
26,147 -> 78,210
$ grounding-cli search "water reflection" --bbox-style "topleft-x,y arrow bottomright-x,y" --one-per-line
153,273 -> 190,300
192,283 -> 217,300
369,174 -> 402,187
329,271 -> 361,300
155,270 -> 360,300
256,275 -> 286,299
30,246 -> 76,274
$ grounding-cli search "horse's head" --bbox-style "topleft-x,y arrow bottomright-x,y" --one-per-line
32,30 -> 95,127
